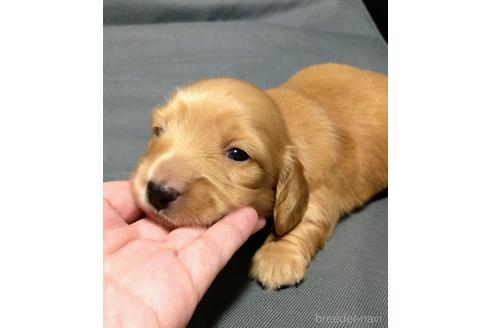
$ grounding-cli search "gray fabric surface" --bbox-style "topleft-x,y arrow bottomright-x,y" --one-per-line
188,195 -> 387,328
104,0 -> 387,326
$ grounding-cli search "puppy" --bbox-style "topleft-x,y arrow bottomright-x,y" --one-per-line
131,63 -> 387,289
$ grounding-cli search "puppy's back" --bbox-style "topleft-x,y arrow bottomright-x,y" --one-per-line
270,63 -> 388,209
279,63 -> 387,128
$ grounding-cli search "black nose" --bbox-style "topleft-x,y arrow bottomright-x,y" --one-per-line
146,181 -> 180,211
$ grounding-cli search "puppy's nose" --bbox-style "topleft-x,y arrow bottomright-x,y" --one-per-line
146,181 -> 180,211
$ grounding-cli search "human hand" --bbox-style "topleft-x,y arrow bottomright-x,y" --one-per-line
103,181 -> 265,328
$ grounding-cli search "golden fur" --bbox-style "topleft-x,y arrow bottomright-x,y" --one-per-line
132,63 -> 388,289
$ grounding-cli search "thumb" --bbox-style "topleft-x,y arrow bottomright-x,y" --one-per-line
177,207 -> 263,299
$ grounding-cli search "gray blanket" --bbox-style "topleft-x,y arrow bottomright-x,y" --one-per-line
104,0 -> 387,326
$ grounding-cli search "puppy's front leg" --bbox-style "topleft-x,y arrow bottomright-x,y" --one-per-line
250,189 -> 338,289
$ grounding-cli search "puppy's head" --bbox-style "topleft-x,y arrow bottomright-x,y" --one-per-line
132,78 -> 308,234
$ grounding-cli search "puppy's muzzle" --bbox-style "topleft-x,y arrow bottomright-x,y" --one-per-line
146,181 -> 181,211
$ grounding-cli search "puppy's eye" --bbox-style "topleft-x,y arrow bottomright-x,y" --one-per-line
153,126 -> 164,137
226,148 -> 250,161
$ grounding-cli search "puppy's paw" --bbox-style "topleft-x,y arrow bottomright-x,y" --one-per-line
249,241 -> 308,289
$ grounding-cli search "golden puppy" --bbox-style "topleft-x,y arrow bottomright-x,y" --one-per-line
131,63 -> 387,289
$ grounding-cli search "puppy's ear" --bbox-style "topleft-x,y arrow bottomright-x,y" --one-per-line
274,146 -> 309,235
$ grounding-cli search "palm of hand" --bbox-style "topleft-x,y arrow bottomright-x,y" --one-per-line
103,181 -> 263,328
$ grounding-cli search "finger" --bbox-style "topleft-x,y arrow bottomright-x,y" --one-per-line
254,217 -> 267,233
104,198 -> 126,229
168,215 -> 264,255
131,219 -> 169,242
162,226 -> 206,251
103,225 -> 138,255
177,207 -> 259,298
103,181 -> 143,225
